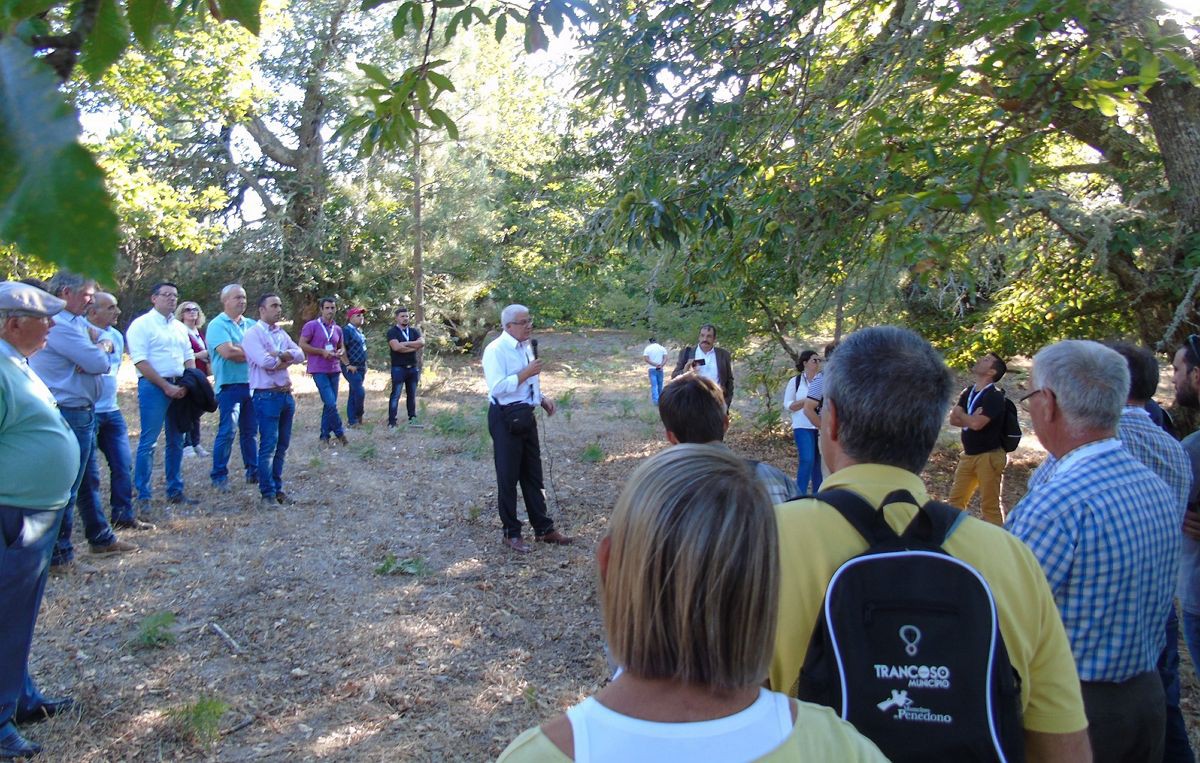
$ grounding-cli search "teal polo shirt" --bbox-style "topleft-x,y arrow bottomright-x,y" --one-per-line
206,312 -> 257,393
0,338 -> 80,510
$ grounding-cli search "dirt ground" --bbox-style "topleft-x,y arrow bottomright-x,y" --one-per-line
28,328 -> 1200,760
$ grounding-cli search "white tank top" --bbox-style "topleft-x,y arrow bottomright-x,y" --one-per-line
565,688 -> 794,763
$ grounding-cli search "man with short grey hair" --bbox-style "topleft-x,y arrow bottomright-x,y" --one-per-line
29,273 -> 134,570
482,304 -> 572,552
771,326 -> 1090,760
1008,339 -> 1179,762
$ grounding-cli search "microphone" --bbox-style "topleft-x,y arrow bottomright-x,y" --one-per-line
531,338 -> 539,359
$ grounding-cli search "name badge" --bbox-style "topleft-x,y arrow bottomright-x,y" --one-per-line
325,344 -> 334,352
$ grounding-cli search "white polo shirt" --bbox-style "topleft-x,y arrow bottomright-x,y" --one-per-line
126,309 -> 194,378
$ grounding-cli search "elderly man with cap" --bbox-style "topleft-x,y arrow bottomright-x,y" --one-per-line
0,282 -> 83,758
28,272 -> 134,571
342,307 -> 367,427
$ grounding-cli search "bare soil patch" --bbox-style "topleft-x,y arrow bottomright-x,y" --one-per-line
29,329 -> 1199,759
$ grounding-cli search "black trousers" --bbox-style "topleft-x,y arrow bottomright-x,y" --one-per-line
1081,670 -> 1165,763
488,403 -> 554,538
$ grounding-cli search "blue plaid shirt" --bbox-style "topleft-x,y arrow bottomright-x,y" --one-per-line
342,323 -> 367,368
1007,438 -> 1180,681
1116,407 -> 1191,514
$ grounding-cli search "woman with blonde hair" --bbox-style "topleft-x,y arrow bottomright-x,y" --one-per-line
174,301 -> 210,457
498,444 -> 885,762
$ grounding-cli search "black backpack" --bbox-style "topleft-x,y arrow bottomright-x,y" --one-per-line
796,489 -> 1024,763
1000,391 -> 1021,453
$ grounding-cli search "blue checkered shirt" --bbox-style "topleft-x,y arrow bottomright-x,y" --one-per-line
1007,438 -> 1180,681
1117,407 -> 1191,514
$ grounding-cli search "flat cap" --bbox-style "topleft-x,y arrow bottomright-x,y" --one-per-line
0,281 -> 67,317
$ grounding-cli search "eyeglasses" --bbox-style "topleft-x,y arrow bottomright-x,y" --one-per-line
182,307 -> 199,313
1018,388 -> 1044,410
510,318 -> 533,327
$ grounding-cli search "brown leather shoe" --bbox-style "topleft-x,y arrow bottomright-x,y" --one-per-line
88,539 -> 137,555
504,537 -> 532,554
536,530 -> 573,545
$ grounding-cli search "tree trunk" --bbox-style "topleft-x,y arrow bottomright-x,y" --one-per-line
411,132 -> 425,326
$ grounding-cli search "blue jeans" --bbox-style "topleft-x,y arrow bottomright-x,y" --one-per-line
648,367 -> 664,404
53,406 -> 115,564
343,368 -> 365,425
312,372 -> 343,439
1160,604 -> 1196,762
134,378 -> 184,500
77,409 -> 134,526
0,505 -> 62,728
388,366 -> 420,423
792,427 -> 822,494
210,384 -> 257,485
254,390 -> 295,497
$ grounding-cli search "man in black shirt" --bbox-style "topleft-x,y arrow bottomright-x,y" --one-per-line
387,307 -> 424,427
947,353 -> 1009,525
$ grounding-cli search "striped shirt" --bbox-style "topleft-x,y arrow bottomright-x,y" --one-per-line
1007,438 -> 1180,681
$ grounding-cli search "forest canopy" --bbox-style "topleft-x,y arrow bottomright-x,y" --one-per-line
1,0 -> 1197,360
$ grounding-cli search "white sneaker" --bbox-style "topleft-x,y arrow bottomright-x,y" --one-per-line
193,444 -> 208,457
182,447 -> 196,459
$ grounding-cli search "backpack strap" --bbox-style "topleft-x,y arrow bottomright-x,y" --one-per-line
879,489 -> 965,546
815,489 -> 899,545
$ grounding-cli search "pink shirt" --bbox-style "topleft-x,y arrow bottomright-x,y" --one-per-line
300,318 -> 343,374
243,322 -> 303,391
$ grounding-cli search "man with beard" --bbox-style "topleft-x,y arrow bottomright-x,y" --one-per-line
1172,337 -> 1200,693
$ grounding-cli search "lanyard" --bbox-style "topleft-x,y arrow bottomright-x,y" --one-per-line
400,327 -> 410,342
319,320 -> 336,345
965,383 -> 993,415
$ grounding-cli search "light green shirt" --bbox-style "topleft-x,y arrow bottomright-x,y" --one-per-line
0,338 -> 79,510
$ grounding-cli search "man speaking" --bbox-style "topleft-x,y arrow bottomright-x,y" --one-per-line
482,304 -> 572,553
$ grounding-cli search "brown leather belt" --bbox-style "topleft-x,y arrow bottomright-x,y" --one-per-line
256,386 -> 293,393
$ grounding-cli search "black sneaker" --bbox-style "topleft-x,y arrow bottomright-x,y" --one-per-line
167,494 -> 200,506
275,492 -> 297,505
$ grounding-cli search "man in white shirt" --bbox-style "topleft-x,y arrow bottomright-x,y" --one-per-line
126,282 -> 196,511
642,338 -> 668,405
482,304 -> 573,553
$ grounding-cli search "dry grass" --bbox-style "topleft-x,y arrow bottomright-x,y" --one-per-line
27,329 -> 1200,760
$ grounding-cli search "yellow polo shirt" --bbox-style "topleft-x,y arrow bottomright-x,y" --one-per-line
770,463 -> 1087,734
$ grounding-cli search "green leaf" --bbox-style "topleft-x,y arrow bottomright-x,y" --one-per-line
216,0 -> 260,35
391,4 -> 409,38
524,16 -> 548,53
494,11 -> 507,41
126,0 -> 172,47
1093,92 -> 1119,117
409,0 -> 422,32
79,0 -> 130,81
1006,153 -> 1031,189
0,39 -> 119,279
357,62 -> 392,87
427,107 -> 458,140
0,0 -> 57,27
426,70 -> 454,92
360,0 -> 392,9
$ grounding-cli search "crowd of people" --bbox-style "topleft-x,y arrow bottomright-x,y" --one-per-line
0,276 -> 432,757
3,273 -> 1200,760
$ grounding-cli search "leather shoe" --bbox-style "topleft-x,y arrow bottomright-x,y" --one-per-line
88,539 -> 137,556
15,696 -> 74,725
504,537 -> 532,554
0,724 -> 42,757
113,518 -> 156,531
536,530 -> 574,545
